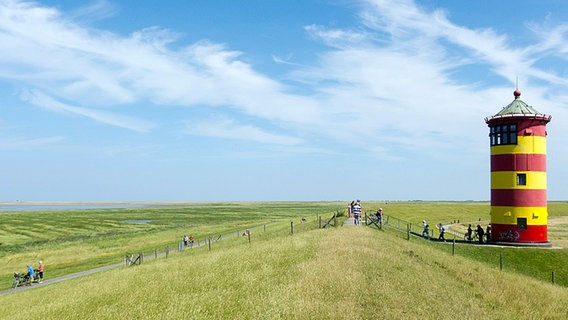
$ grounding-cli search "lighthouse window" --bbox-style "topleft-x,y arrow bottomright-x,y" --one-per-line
489,124 -> 517,146
517,173 -> 527,186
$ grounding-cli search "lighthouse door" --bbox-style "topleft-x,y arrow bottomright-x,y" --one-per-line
517,217 -> 527,230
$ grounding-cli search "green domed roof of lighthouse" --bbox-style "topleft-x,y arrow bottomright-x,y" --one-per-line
495,90 -> 542,116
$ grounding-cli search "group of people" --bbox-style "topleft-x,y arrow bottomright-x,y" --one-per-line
347,200 -> 363,225
422,221 -> 449,242
347,200 -> 385,226
182,234 -> 195,247
465,224 -> 492,244
15,260 -> 44,286
422,220 -> 492,244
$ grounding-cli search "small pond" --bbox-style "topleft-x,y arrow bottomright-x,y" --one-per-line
123,220 -> 153,224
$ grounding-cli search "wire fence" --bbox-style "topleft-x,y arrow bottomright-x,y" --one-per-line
364,212 -> 564,286
124,211 -> 342,267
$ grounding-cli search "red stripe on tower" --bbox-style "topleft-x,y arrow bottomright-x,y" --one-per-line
490,189 -> 547,207
491,154 -> 546,172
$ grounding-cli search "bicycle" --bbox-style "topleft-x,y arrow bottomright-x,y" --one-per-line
464,230 -> 479,242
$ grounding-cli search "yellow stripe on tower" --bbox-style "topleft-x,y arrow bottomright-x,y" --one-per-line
490,206 -> 548,225
491,171 -> 547,189
491,136 -> 547,155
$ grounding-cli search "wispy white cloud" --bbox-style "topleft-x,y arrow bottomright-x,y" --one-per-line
67,0 -> 118,23
0,0 -> 567,159
21,89 -> 155,133
183,116 -> 303,146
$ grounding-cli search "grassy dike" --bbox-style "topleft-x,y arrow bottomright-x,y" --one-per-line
0,202 -> 342,289
2,223 -> 568,319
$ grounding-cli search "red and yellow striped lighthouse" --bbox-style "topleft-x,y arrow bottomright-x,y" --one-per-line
485,89 -> 552,244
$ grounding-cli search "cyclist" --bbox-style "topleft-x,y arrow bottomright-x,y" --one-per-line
375,208 -> 383,222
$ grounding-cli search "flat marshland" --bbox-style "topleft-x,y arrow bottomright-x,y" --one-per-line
1,202 -> 568,319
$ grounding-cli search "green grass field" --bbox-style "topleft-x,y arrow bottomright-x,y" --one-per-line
1,201 -> 567,319
0,202 -> 342,287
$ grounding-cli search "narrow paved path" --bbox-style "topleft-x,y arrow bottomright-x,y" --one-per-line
344,217 -> 365,226
1,263 -> 124,297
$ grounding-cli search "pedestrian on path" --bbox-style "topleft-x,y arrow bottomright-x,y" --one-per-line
38,261 -> 44,283
183,235 -> 189,247
352,200 -> 362,226
26,265 -> 34,286
476,225 -> 485,244
438,224 -> 446,242
466,224 -> 473,241
422,220 -> 430,240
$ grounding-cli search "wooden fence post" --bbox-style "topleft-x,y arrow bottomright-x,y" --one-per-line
208,238 -> 211,251
248,231 -> 251,244
319,216 -> 322,228
452,238 -> 455,256
291,221 -> 294,235
155,249 -> 157,259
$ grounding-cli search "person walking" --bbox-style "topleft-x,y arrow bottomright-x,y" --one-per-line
183,235 -> 189,247
38,260 -> 44,283
422,220 -> 430,240
26,265 -> 34,286
476,225 -> 485,244
352,200 -> 362,226
466,224 -> 473,241
438,224 -> 446,242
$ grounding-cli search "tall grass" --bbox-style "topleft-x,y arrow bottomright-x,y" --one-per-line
2,225 -> 567,319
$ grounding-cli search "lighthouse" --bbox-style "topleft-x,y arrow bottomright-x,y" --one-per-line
485,89 -> 552,244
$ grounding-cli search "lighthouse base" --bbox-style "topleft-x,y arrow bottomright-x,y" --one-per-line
490,223 -> 547,242
487,240 -> 552,248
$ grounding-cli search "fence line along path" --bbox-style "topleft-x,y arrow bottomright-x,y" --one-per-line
0,222 -> 275,297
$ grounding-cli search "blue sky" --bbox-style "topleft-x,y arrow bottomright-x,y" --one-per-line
1,0 -> 568,202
